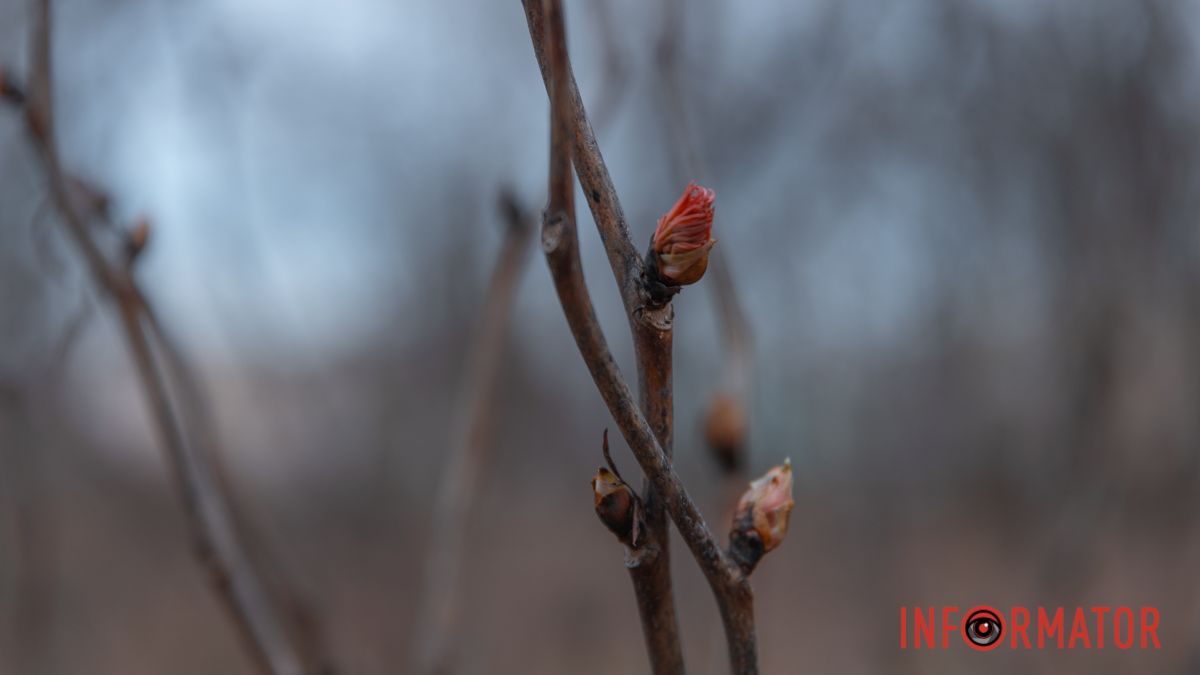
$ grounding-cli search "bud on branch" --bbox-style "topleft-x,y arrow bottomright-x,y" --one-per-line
729,459 -> 793,574
591,430 -> 644,549
125,217 -> 151,264
644,182 -> 716,304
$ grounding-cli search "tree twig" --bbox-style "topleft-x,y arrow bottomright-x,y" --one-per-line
5,4 -> 334,673
530,1 -> 760,671
531,1 -> 687,671
410,190 -> 535,675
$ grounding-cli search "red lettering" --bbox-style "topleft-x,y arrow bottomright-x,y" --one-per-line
1114,607 -> 1134,649
914,607 -> 934,649
1141,607 -> 1160,649
1038,607 -> 1064,648
941,607 -> 958,648
1069,607 -> 1091,649
1091,607 -> 1110,649
1011,607 -> 1030,648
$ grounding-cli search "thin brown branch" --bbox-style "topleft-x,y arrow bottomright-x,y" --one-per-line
7,4 -> 333,674
627,323 -> 684,675
0,391 -> 54,675
536,1 -> 683,672
531,1 -> 759,672
523,0 -> 644,319
410,190 -> 535,675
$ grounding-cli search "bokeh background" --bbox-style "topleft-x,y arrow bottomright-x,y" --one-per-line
2,0 -> 1200,673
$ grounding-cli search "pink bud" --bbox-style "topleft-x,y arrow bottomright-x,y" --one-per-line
734,459 -> 794,557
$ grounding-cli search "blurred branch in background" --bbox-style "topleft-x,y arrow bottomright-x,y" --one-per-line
585,0 -> 628,135
654,0 -> 754,477
0,386 -> 55,675
410,2 -> 632,665
0,2 -> 337,674
410,190 -> 535,675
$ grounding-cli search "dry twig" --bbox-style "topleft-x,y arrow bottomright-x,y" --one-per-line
410,191 -> 535,675
2,4 -> 334,673
527,1 -> 769,671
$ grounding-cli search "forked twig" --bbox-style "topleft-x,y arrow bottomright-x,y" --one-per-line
528,1 -> 762,671
3,4 -> 333,673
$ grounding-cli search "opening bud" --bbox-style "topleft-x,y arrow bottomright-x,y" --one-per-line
646,182 -> 716,297
729,459 -> 794,573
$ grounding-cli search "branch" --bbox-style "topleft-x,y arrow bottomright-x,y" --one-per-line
531,1 -> 758,672
410,189 -> 535,675
522,0 -> 644,319
5,5 -> 333,674
535,1 -> 685,672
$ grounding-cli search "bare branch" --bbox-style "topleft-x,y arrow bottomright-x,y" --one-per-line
523,0 -> 645,319
528,1 -> 686,671
530,2 -> 759,671
410,189 -> 535,675
4,4 -> 334,673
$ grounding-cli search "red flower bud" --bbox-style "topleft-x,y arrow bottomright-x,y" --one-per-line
651,182 -> 716,286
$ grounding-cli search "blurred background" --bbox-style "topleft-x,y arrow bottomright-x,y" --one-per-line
2,0 -> 1200,673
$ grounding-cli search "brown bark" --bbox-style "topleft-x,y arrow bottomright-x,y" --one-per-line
529,1 -> 761,672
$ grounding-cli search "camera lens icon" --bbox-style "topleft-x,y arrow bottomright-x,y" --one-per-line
964,607 -> 1003,650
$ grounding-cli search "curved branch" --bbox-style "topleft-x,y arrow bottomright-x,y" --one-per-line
7,4 -> 333,673
522,0 -> 644,318
410,191 -> 535,675
533,2 -> 758,672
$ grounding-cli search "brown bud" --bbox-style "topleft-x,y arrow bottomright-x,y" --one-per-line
126,217 -> 151,262
650,182 -> 716,287
592,467 -> 642,548
729,459 -> 794,573
705,392 -> 747,473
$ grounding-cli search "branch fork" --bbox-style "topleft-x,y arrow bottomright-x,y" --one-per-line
524,1 -> 791,673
